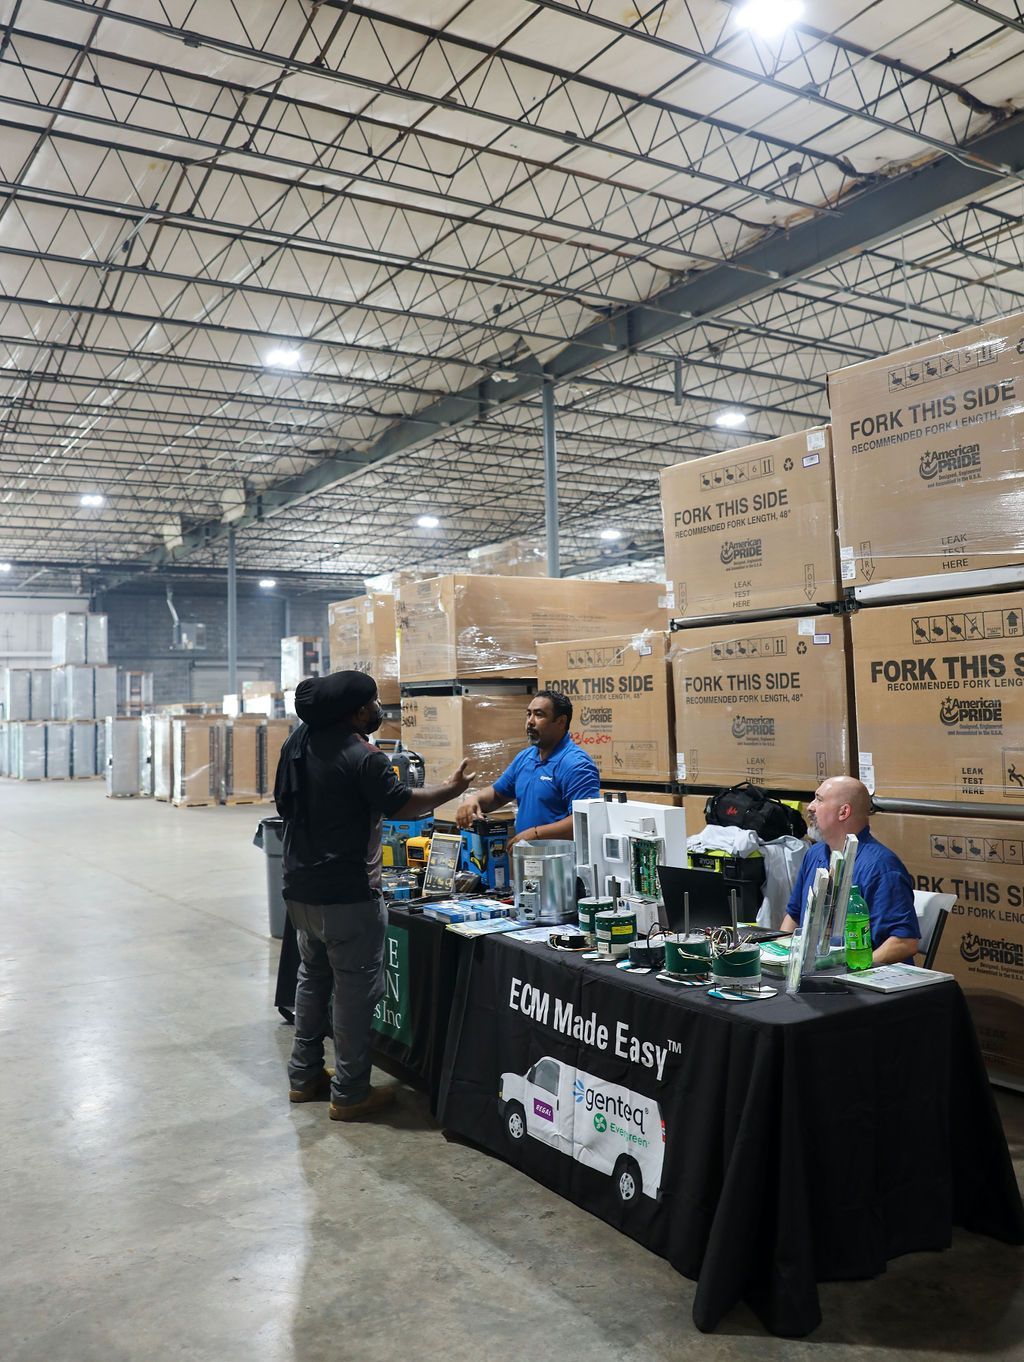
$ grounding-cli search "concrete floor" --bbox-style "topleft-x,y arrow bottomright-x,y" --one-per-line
1,781 -> 1021,1362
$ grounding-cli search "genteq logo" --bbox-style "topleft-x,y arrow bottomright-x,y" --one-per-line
720,537 -> 762,566
939,697 -> 1003,727
919,442 -> 982,484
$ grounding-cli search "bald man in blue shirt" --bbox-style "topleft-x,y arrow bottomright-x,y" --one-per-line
455,689 -> 600,847
781,776 -> 920,964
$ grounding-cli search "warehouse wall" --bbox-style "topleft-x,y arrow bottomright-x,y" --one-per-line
99,586 -> 342,705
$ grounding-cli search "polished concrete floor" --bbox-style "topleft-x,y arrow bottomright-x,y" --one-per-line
1,780 -> 1021,1362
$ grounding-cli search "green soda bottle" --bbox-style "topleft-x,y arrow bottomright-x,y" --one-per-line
844,885 -> 872,972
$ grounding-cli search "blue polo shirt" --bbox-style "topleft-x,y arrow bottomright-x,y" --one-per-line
493,733 -> 600,834
786,827 -> 920,947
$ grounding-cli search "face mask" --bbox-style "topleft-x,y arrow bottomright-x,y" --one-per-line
362,700 -> 385,734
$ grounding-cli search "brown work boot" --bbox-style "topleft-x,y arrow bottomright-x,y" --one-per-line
289,1068 -> 334,1103
329,1086 -> 396,1121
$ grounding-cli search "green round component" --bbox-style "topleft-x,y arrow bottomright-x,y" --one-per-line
663,933 -> 710,975
712,946 -> 762,980
577,897 -> 614,937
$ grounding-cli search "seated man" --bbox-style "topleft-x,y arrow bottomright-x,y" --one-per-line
781,776 -> 920,964
455,689 -> 599,846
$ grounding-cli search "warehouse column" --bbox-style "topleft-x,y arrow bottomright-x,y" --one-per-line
227,527 -> 238,696
542,378 -> 560,578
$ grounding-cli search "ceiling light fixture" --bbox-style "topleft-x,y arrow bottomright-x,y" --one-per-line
264,348 -> 302,369
259,577 -> 277,589
599,528 -> 622,541
416,515 -> 440,529
80,493 -> 105,507
714,410 -> 747,429
0,562 -> 12,573
735,1 -> 804,41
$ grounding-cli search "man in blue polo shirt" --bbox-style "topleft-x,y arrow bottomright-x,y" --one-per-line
455,689 -> 599,846
781,775 -> 920,963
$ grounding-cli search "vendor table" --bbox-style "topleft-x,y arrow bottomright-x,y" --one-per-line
275,904 -> 463,1112
437,933 -> 1024,1337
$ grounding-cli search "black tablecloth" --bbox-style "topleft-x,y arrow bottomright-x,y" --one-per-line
437,935 -> 1024,1336
274,905 -> 463,1112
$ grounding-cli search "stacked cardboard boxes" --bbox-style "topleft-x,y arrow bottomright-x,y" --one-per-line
536,631 -> 674,785
659,429 -> 852,798
327,593 -> 400,704
171,718 -> 224,807
281,635 -> 322,690
397,575 -> 668,683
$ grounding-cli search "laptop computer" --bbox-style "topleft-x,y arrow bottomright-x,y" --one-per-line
656,865 -> 783,942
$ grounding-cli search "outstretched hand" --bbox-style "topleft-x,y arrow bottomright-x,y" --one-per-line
448,758 -> 477,797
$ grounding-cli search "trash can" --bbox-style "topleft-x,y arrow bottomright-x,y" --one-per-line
253,816 -> 288,939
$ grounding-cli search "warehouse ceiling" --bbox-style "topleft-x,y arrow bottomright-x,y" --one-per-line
1,0 -> 1023,593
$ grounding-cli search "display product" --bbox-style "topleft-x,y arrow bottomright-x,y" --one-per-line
512,839 -> 575,923
828,310 -> 1024,592
671,614 -> 851,791
852,589 -> 1024,805
397,574 -> 669,681
327,593 -> 399,704
537,630 -> 674,782
661,426 -> 838,619
871,810 -> 1024,1082
594,907 -> 637,958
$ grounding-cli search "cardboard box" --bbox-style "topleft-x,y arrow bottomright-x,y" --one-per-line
281,635 -> 322,691
29,669 -> 51,720
468,535 -> 548,577
661,427 -> 838,619
153,715 -> 173,800
1,668 -> 31,721
670,614 -> 851,793
224,718 -> 261,800
872,811 -> 1024,1081
828,311 -> 1024,589
328,593 -> 400,704
402,693 -> 527,821
52,612 -> 86,666
851,590 -> 1024,806
537,631 -> 674,783
171,718 -> 224,806
261,719 -> 292,796
44,721 -> 70,779
397,575 -> 669,683
71,720 -> 97,778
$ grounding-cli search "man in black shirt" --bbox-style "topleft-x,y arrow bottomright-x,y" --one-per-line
275,670 -> 474,1120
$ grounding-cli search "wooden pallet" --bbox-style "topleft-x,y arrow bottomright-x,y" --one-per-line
224,795 -> 262,805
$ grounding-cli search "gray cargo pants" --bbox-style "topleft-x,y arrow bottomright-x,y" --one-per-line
286,896 -> 388,1106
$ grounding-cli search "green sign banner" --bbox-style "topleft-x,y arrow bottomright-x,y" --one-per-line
372,925 -> 411,1046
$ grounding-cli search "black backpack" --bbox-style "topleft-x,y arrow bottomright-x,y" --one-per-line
703,782 -> 807,841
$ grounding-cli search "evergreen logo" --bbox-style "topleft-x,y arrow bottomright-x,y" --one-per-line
593,1112 -> 608,1132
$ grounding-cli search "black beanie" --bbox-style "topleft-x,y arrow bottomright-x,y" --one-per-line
294,670 -> 377,730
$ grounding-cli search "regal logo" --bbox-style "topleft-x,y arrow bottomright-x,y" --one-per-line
720,537 -> 762,566
939,697 -> 1002,727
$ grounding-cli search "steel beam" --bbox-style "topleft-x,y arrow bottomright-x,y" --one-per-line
227,526 -> 238,696
542,380 -> 560,579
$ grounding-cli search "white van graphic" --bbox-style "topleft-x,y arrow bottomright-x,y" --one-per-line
498,1056 -> 665,1205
